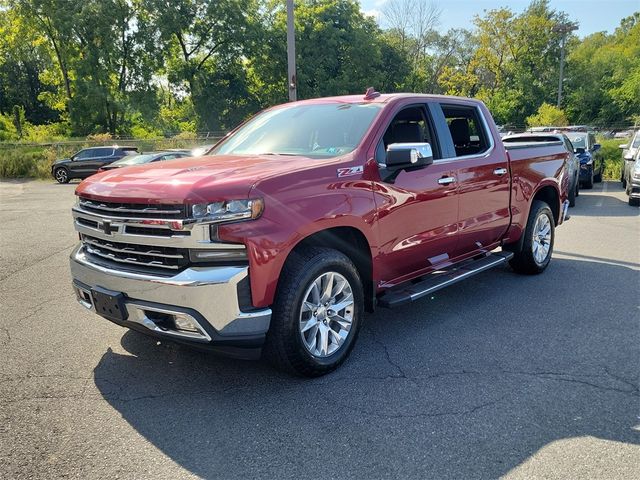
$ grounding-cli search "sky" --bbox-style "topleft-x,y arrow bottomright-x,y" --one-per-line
361,0 -> 639,37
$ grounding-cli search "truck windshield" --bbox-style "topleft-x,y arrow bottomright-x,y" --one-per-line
211,103 -> 382,159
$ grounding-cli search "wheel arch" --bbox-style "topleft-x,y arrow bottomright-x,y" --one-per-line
532,184 -> 560,225
288,226 -> 375,312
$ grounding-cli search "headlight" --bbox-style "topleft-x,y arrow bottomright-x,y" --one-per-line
190,198 -> 264,223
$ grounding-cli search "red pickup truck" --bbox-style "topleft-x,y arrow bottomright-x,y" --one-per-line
70,92 -> 570,376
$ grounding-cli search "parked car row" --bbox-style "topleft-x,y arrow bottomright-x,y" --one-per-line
620,130 -> 640,206
51,144 -> 216,183
503,129 -> 605,209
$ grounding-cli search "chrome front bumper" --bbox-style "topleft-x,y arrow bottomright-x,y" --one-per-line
70,245 -> 271,345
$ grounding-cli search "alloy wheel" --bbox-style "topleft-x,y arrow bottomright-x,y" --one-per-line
298,271 -> 354,358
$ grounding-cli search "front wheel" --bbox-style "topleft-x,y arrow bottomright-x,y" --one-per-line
264,247 -> 364,377
508,200 -> 555,275
54,167 -> 69,184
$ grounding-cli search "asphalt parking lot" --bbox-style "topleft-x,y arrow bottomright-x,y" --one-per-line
1,179 -> 638,479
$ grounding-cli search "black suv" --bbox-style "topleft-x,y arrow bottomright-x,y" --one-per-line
51,146 -> 138,183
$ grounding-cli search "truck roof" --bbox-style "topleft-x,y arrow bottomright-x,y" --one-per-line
290,93 -> 482,105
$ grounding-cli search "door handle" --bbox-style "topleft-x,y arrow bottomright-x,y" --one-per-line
438,176 -> 456,185
493,167 -> 508,176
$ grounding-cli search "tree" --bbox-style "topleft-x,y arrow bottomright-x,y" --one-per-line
251,0 -> 406,105
526,102 -> 568,127
565,13 -> 640,126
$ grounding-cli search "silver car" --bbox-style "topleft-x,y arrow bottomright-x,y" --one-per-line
620,130 -> 640,188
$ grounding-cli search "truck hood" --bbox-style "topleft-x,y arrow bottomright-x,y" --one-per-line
75,154 -> 322,204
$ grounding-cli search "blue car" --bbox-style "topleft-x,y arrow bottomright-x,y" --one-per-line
565,131 -> 603,189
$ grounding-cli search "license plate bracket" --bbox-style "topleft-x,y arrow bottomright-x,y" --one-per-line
91,286 -> 128,322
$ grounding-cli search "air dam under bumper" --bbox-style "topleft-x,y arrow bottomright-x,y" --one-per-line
69,245 -> 271,358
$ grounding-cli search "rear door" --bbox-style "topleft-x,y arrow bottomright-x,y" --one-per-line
371,102 -> 460,284
69,149 -> 97,176
437,102 -> 511,257
91,148 -> 116,171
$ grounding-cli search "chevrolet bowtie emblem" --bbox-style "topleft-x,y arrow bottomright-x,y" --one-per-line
100,220 -> 117,235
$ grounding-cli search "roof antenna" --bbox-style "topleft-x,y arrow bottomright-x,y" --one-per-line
363,87 -> 380,100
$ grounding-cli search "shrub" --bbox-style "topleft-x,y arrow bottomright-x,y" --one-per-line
598,137 -> 627,180
527,103 -> 569,127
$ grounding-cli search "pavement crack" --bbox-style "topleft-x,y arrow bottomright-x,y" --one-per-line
12,293 -> 75,324
0,243 -> 76,282
341,395 -> 507,420
365,326 -> 409,380
499,369 -> 639,397
603,366 -> 639,394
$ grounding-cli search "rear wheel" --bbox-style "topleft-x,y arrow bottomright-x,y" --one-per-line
568,180 -> 576,207
508,200 -> 555,275
54,167 -> 69,184
594,167 -> 603,183
264,247 -> 364,377
582,167 -> 594,189
629,197 -> 640,207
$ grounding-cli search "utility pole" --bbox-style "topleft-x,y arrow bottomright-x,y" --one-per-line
286,0 -> 297,102
553,22 -> 578,108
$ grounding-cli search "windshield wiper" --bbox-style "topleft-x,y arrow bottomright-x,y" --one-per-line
257,152 -> 300,156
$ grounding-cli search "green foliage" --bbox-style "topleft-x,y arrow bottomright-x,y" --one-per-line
598,137 -> 627,180
565,13 -> 640,126
0,0 -> 638,153
0,146 -> 56,179
526,103 -> 569,127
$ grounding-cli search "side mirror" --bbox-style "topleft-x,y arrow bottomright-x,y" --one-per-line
619,144 -> 628,150
575,147 -> 586,154
624,154 -> 634,160
385,142 -> 434,169
593,143 -> 601,151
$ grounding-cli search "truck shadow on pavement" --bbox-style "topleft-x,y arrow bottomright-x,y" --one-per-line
92,258 -> 639,479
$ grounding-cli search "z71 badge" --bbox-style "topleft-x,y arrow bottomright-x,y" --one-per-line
336,166 -> 363,178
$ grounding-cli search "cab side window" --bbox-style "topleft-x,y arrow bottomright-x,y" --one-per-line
74,150 -> 93,160
375,105 -> 438,164
440,105 -> 490,157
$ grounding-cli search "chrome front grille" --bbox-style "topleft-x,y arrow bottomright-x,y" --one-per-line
78,198 -> 188,219
81,234 -> 188,271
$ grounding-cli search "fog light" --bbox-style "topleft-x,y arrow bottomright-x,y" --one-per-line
174,314 -> 201,333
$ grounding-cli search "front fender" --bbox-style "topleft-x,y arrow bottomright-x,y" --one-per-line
217,168 -> 377,308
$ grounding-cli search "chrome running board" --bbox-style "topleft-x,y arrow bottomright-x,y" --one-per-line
378,251 -> 514,308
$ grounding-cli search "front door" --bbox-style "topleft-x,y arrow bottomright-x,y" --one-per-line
371,103 -> 459,285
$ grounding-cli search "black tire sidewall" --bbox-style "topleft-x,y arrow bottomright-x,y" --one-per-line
269,248 -> 364,375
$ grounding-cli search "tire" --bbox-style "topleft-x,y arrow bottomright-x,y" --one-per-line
582,167 -> 594,189
594,168 -> 602,183
575,180 -> 579,197
54,167 -> 70,184
264,246 -> 364,377
622,177 -> 627,189
629,197 -> 640,207
508,200 -> 555,275
568,180 -> 576,207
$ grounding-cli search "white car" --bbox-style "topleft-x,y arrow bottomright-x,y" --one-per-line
620,130 -> 640,187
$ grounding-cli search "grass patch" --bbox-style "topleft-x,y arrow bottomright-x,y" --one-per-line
598,137 -> 628,181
